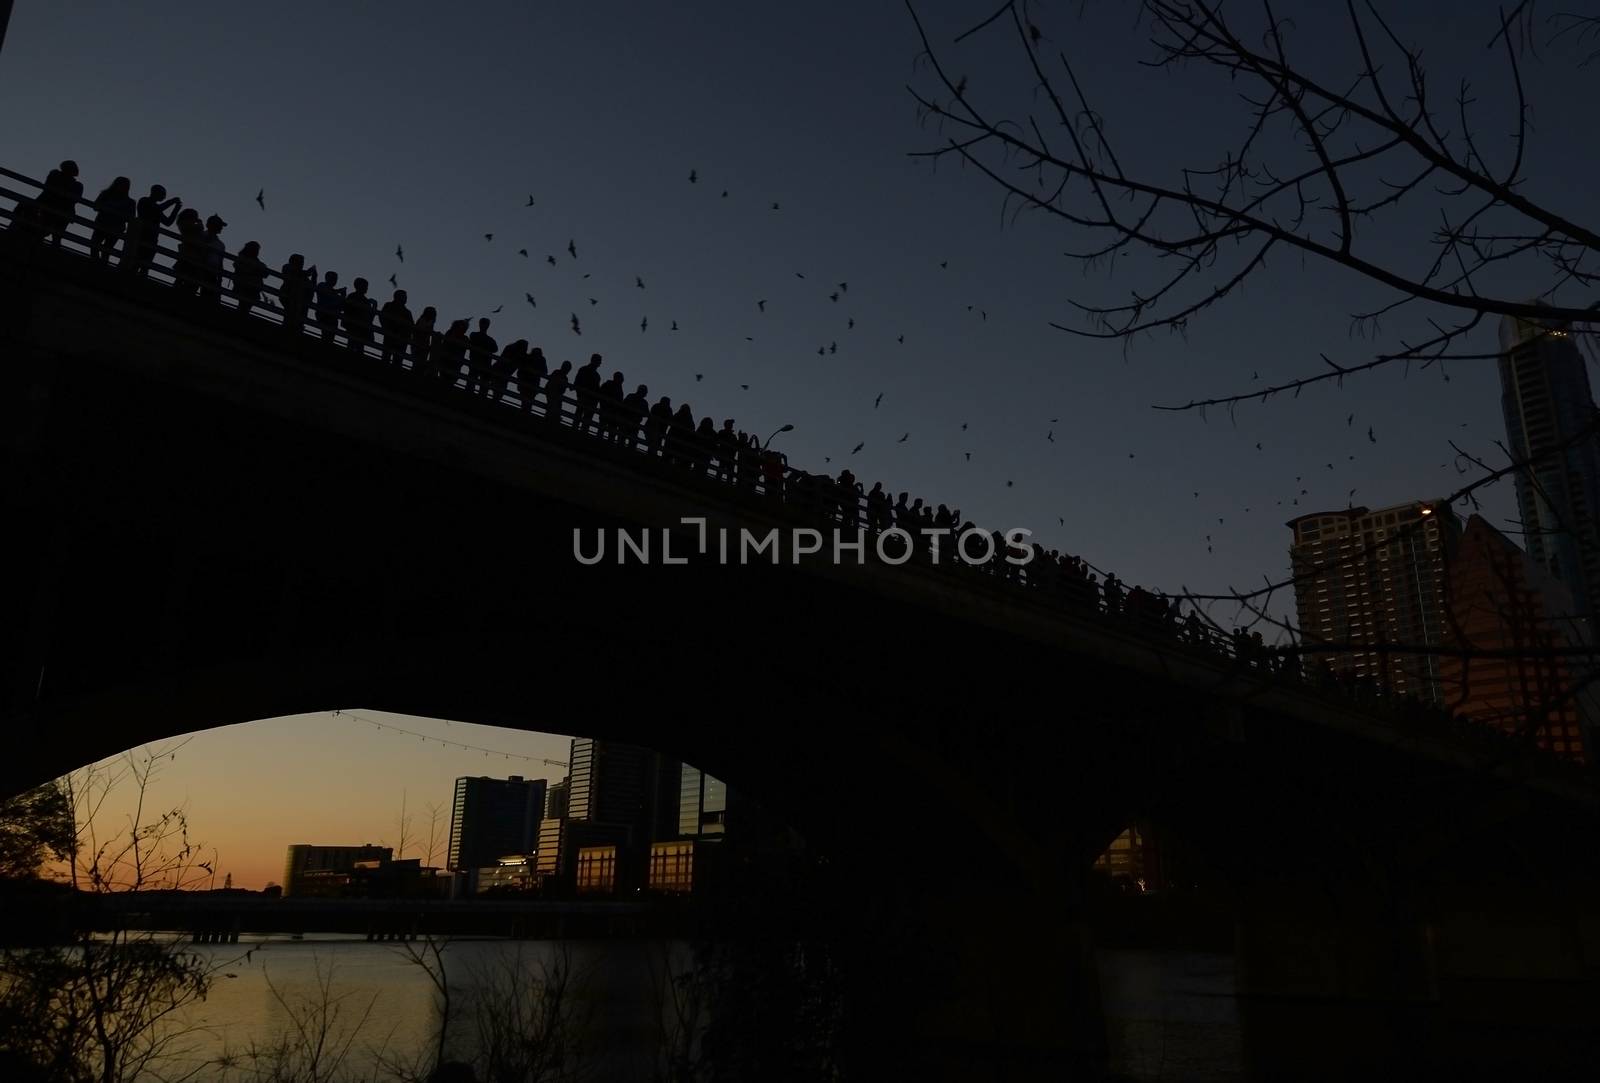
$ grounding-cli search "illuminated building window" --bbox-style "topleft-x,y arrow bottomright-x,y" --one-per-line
575,845 -> 618,895
649,841 -> 696,894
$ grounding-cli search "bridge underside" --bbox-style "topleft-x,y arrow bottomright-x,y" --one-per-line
5,233 -> 1600,1079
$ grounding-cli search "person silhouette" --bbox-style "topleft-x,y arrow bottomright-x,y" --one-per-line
1183,608 -> 1203,645
467,318 -> 498,395
378,289 -> 414,366
543,360 -> 572,424
839,470 -> 862,526
646,396 -> 674,456
621,384 -> 650,448
342,277 -> 376,355
312,271 -> 345,341
199,214 -> 228,303
598,371 -> 626,441
908,498 -> 926,552
715,419 -> 739,482
278,254 -> 315,334
693,416 -> 718,475
867,482 -> 889,532
171,208 -> 204,295
520,347 -> 548,411
124,184 -> 181,277
37,159 -> 83,246
669,403 -> 696,467
436,319 -> 471,384
1103,573 -> 1123,615
490,339 -> 528,405
88,176 -> 134,263
411,306 -> 438,374
573,353 -> 603,434
737,432 -> 761,489
231,240 -> 268,318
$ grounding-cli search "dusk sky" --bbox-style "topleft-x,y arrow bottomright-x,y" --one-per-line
6,2 -> 1596,887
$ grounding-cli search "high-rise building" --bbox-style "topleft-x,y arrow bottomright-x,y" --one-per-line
544,779 -> 569,821
534,817 -> 566,882
1498,312 -> 1600,627
281,843 -> 391,897
560,739 -> 679,893
565,739 -> 678,836
677,765 -> 728,838
446,775 -> 547,872
1288,500 -> 1460,701
1438,515 -> 1594,762
650,765 -> 742,896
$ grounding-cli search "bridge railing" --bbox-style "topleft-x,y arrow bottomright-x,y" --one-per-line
3,165 -> 1592,771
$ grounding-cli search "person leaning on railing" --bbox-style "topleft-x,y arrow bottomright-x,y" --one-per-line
489,339 -> 529,405
621,383 -> 650,443
542,360 -> 571,422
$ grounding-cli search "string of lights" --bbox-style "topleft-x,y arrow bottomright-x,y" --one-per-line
329,709 -> 568,768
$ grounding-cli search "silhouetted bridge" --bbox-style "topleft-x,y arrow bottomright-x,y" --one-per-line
4,167 -> 1599,1080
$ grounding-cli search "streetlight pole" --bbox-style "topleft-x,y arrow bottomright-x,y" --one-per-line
0,2 -> 13,61
763,423 -> 794,449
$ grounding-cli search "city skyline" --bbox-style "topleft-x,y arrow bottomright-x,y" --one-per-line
62,714 -> 573,891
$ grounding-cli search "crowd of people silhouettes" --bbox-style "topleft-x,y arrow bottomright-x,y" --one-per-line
0,160 -> 1520,741
1,159 -> 1346,664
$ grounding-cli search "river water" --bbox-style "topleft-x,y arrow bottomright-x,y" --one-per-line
142,936 -> 1240,1081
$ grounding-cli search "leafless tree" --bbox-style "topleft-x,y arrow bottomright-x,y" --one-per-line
0,743 -> 237,1082
382,789 -> 414,863
905,2 -> 1600,769
422,801 -> 446,871
907,0 -> 1598,409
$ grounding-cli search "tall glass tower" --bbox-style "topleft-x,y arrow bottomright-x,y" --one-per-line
1498,313 -> 1600,629
1288,500 -> 1458,702
446,775 -> 546,871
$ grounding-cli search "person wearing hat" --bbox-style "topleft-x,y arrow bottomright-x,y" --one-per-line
200,213 -> 228,304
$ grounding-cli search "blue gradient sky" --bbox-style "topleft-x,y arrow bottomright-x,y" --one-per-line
6,2 -> 1595,887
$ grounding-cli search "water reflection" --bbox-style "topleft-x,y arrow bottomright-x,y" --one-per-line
157,935 -> 692,1081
